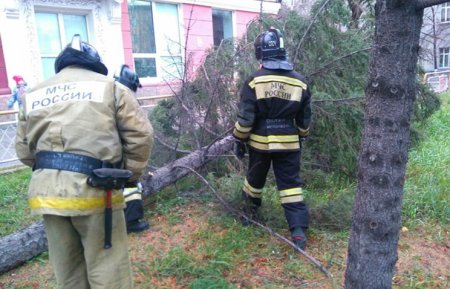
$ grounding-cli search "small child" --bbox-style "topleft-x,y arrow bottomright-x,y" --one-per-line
7,75 -> 28,110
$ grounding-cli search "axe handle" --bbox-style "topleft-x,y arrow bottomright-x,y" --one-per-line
104,189 -> 113,249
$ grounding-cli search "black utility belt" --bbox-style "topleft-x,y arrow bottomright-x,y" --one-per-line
34,151 -> 120,176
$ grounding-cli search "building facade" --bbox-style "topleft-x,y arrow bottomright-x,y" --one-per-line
0,0 -> 280,104
420,2 -> 450,92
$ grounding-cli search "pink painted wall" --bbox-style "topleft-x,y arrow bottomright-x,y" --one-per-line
0,36 -> 10,95
182,4 -> 214,78
235,11 -> 259,39
121,1 -> 134,69
182,5 -> 259,79
120,3 -> 261,93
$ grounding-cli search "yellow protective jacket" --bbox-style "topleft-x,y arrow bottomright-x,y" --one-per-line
15,66 -> 153,216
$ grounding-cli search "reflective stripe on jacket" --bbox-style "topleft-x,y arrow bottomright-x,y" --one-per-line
15,66 -> 153,216
233,68 -> 312,152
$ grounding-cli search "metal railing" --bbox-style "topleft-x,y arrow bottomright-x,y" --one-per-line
0,110 -> 20,168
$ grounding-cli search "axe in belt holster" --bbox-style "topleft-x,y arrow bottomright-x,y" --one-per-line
87,168 -> 133,249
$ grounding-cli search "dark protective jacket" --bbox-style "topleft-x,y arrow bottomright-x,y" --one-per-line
233,67 -> 312,152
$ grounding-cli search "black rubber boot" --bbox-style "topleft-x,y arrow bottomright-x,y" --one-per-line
127,220 -> 150,234
291,226 -> 307,250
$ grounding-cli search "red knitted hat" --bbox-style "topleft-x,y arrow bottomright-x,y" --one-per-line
13,75 -> 24,85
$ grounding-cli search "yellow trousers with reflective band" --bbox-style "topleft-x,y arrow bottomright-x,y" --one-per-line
43,211 -> 133,289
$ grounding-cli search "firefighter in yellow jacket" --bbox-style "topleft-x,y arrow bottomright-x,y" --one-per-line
15,35 -> 153,289
233,28 -> 312,250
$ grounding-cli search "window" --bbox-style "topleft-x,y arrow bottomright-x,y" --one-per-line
35,12 -> 88,79
441,2 -> 450,22
212,9 -> 233,47
439,47 -> 450,68
285,0 -> 307,6
128,1 -> 182,80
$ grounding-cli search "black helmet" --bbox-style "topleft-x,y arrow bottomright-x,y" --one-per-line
254,28 -> 293,71
115,64 -> 141,92
54,34 -> 108,75
254,28 -> 286,60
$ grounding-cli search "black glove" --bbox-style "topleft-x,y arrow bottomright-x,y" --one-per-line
233,141 -> 247,159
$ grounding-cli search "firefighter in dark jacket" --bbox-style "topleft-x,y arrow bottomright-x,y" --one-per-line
233,28 -> 312,250
115,64 -> 151,233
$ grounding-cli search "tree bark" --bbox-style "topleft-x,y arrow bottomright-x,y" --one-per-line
0,136 -> 235,274
141,135 -> 234,198
0,222 -> 47,274
344,1 -> 429,288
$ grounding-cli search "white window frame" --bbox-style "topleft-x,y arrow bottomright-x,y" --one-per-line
34,7 -> 93,78
129,1 -> 184,83
212,8 -> 236,47
440,2 -> 450,23
439,47 -> 450,68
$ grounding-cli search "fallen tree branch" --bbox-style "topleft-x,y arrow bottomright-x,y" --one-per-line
177,165 -> 333,278
141,135 -> 234,197
0,221 -> 47,274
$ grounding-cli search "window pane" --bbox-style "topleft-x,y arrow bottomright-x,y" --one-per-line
35,12 -> 61,54
63,14 -> 88,43
41,57 -> 56,79
155,3 -> 180,55
439,48 -> 450,67
212,9 -> 233,46
128,0 -> 156,53
160,56 -> 183,80
135,57 -> 157,77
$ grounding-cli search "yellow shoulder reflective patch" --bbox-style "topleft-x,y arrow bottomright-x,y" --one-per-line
26,81 -> 106,115
253,75 -> 305,102
249,79 -> 256,89
253,75 -> 307,89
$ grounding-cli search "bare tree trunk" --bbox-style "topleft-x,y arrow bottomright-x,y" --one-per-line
0,136 -> 234,274
344,1 -> 427,288
141,136 -> 234,197
0,222 -> 47,274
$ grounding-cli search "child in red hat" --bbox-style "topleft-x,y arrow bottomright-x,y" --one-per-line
7,75 -> 28,110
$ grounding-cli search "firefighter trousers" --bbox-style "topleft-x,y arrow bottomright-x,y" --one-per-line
243,148 -> 309,229
43,211 -> 133,289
